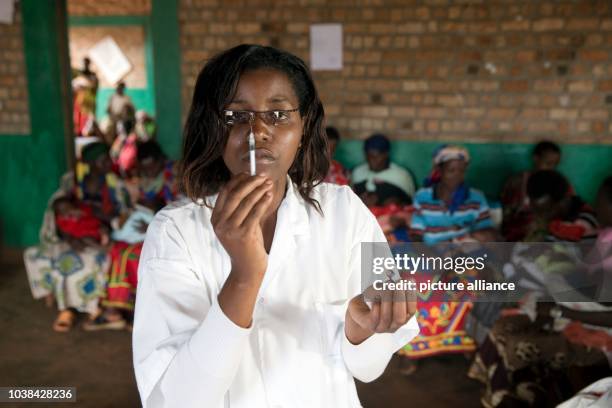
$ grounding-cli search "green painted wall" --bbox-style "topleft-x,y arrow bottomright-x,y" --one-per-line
0,0 -> 72,247
95,88 -> 155,119
151,0 -> 182,159
335,141 -> 612,203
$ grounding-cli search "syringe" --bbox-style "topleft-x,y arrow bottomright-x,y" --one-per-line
248,129 -> 256,176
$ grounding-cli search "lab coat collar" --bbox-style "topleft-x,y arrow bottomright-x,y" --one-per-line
260,175 -> 310,294
282,175 -> 310,237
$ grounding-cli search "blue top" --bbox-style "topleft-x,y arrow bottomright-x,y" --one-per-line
410,186 -> 493,245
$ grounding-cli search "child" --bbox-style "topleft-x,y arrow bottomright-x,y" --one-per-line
53,196 -> 109,247
501,141 -> 569,241
524,170 -> 597,242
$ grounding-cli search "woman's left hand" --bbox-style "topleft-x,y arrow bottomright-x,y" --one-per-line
345,285 -> 417,345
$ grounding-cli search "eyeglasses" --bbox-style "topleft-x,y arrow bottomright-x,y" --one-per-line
222,108 -> 299,127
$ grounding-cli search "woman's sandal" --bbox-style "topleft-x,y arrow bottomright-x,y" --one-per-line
398,358 -> 419,376
82,313 -> 126,331
53,310 -> 76,332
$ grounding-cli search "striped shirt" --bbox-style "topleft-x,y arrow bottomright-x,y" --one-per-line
410,186 -> 493,244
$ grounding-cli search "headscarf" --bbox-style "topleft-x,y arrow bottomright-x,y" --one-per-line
424,144 -> 471,213
364,133 -> 391,153
81,142 -> 110,164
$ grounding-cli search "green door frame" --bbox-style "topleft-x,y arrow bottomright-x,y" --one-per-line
151,0 -> 182,159
0,0 -> 72,246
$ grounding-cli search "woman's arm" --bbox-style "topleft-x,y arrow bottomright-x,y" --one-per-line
340,190 -> 420,382
133,174 -> 274,407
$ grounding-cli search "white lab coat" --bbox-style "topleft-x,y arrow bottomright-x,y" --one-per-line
132,180 -> 419,408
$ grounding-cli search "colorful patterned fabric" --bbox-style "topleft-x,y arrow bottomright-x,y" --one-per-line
72,73 -> 96,137
75,171 -> 131,217
102,241 -> 143,310
398,271 -> 477,359
139,160 -> 178,203
24,172 -> 109,314
369,206 -> 477,359
25,246 -> 108,314
400,301 -> 475,358
410,186 -> 493,244
369,203 -> 413,243
324,160 -> 349,186
469,314 -> 610,407
101,163 -> 178,310
424,144 -> 470,187
55,203 -> 102,241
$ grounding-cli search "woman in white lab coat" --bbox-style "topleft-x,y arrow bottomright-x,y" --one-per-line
132,44 -> 419,408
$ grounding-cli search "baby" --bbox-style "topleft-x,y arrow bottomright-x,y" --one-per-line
53,196 -> 110,247
110,197 -> 164,244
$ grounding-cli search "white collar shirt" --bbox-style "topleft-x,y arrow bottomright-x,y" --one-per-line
133,179 -> 419,408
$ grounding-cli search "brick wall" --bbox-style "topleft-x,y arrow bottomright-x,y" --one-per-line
69,26 -> 147,88
67,0 -> 150,16
0,3 -> 30,134
178,0 -> 612,143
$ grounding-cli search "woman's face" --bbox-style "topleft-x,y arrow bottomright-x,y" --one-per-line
222,69 -> 303,181
533,151 -> 560,171
439,159 -> 467,189
366,150 -> 389,172
92,154 -> 112,174
138,157 -> 165,179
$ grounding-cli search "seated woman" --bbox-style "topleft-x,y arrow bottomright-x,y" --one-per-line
77,141 -> 132,224
468,176 -> 612,407
352,133 -> 415,206
398,144 -> 497,374
523,170 -> 597,242
84,141 -> 179,331
24,143 -> 129,332
410,144 -> 496,244
501,140 -> 571,241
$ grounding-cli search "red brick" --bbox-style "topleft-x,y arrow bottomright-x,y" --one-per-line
599,81 -> 612,92
582,109 -> 608,120
566,18 -> 599,30
550,109 -> 579,120
515,51 -> 537,63
534,80 -> 564,92
502,80 -> 529,92
419,108 -> 446,119
398,22 -> 426,33
391,106 -> 416,117
579,50 -> 608,62
568,80 -> 595,93
534,18 -> 564,31
402,80 -> 428,91
501,20 -> 530,31
592,121 -> 606,133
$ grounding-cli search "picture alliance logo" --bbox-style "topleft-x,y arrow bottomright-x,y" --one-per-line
372,253 -> 488,275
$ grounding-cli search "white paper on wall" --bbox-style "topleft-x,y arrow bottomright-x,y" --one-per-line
87,36 -> 132,85
0,0 -> 15,24
310,24 -> 343,71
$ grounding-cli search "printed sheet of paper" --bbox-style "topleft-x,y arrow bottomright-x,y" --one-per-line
310,24 -> 343,71
87,36 -> 132,85
0,0 -> 15,24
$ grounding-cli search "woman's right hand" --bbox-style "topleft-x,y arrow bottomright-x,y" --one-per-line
211,173 -> 274,283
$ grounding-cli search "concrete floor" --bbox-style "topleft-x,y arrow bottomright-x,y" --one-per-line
0,248 -> 481,408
